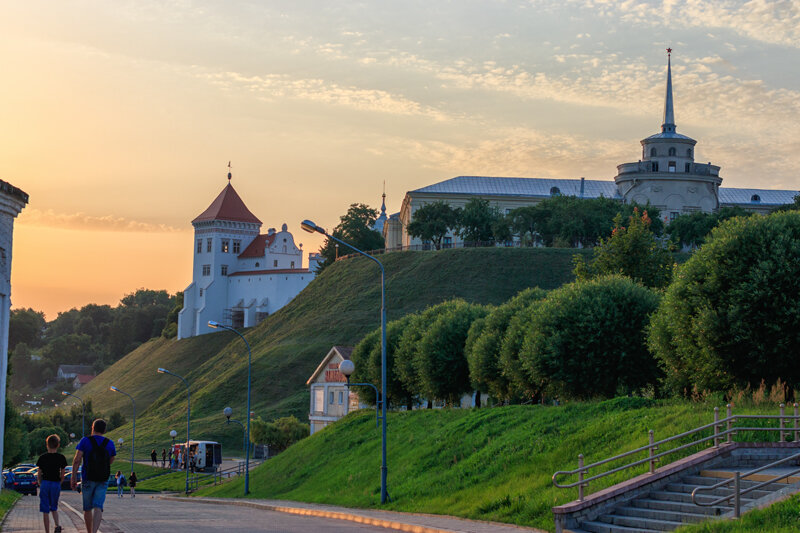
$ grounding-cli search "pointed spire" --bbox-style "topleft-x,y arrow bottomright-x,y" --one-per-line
662,48 -> 675,133
381,180 -> 387,216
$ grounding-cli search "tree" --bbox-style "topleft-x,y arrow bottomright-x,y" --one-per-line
406,201 -> 460,250
666,207 -> 750,249
250,416 -> 309,453
413,300 -> 489,405
574,208 -> 674,288
467,287 -> 547,403
4,395 -> 29,466
9,308 -> 46,350
519,276 -> 661,400
649,211 -> 800,394
28,425 -> 69,457
318,204 -> 385,270
458,198 -> 500,244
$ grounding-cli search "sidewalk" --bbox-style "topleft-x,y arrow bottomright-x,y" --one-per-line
159,495 -> 548,533
2,494 -> 85,533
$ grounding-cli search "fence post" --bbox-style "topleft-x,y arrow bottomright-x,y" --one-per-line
578,454 -> 585,501
734,471 -> 741,518
794,403 -> 799,442
780,404 -> 786,442
727,404 -> 732,443
713,407 -> 720,448
649,430 -> 656,474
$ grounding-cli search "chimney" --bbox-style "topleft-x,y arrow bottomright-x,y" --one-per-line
580,177 -> 585,198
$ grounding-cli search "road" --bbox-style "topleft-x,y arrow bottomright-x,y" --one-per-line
5,492 -> 398,533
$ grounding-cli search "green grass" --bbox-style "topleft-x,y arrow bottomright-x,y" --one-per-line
676,494 -> 800,532
0,489 -> 21,529
194,399 -> 780,531
64,248 -> 590,454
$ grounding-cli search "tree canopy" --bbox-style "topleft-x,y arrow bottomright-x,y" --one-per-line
406,201 -> 461,249
318,203 -> 384,269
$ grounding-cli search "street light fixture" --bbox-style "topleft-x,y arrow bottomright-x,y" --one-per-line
338,360 -> 381,428
62,391 -> 85,438
223,407 -> 247,456
301,218 -> 389,504
157,368 -> 191,494
208,321 -> 252,495
109,386 -> 136,476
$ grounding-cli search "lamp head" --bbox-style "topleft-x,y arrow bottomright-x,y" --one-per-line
70,433 -> 75,438
61,391 -> 69,396
338,359 -> 355,377
223,406 -> 232,419
169,430 -> 177,438
118,438 -> 124,444
300,219 -> 325,234
157,368 -> 167,374
208,321 -> 221,328
109,386 -> 118,392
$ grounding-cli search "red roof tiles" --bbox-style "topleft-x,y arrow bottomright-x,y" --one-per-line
238,234 -> 276,258
192,183 -> 262,225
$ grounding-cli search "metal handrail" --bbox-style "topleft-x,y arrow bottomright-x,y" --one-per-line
552,403 -> 800,501
691,450 -> 800,517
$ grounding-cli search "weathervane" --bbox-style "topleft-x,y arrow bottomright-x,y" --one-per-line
227,161 -> 232,182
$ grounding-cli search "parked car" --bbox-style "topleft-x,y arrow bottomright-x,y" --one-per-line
9,472 -> 37,495
62,468 -> 81,490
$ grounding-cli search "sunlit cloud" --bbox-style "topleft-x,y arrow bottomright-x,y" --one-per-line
19,209 -> 183,233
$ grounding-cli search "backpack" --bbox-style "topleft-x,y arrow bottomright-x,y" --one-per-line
85,436 -> 111,482
120,475 -> 127,486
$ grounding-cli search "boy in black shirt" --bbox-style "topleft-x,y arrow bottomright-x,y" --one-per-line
36,434 -> 67,533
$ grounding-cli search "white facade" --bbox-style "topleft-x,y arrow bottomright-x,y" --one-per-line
306,346 -> 359,435
177,176 -> 320,339
0,179 -> 28,482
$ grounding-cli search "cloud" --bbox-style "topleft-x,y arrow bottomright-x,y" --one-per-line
19,209 -> 182,233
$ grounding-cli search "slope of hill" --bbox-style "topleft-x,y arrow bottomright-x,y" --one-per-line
69,248 -> 589,450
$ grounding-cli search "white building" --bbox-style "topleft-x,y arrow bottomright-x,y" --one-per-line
0,178 -> 28,479
306,346 -> 359,435
177,173 -> 321,339
386,52 -> 798,249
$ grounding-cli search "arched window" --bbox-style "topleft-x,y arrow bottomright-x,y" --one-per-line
687,149 -> 692,158
751,194 -> 761,203
650,147 -> 657,157
550,186 -> 561,196
668,147 -> 676,156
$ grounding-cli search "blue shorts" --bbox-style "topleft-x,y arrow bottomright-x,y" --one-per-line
39,480 -> 61,513
81,480 -> 108,511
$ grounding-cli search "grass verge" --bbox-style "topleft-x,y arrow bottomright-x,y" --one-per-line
675,494 -> 800,533
0,489 -> 21,529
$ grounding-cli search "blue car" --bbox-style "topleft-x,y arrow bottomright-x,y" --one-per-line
9,472 -> 37,495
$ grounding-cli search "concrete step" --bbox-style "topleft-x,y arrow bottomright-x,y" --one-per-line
701,468 -> 800,485
614,505 -> 707,524
597,513 -> 685,531
630,497 -> 729,516
648,490 -> 754,505
666,482 -> 774,500
680,474 -> 781,491
580,520 -> 661,533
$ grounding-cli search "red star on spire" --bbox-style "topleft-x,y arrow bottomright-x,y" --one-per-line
667,47 -> 672,55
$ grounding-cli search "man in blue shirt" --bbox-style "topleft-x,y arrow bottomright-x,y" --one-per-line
71,419 -> 116,533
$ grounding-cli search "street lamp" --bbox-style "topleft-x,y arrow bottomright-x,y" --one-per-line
338,360 -> 381,428
208,321 -> 252,495
61,391 -> 85,438
223,407 -> 247,456
109,386 -> 135,476
301,219 -> 389,504
157,368 -> 190,494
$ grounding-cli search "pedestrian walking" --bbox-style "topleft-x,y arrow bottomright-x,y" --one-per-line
36,433 -> 67,533
161,448 -> 166,468
150,449 -> 157,466
189,452 -> 196,473
71,419 -> 116,533
114,471 -> 125,498
128,472 -> 137,498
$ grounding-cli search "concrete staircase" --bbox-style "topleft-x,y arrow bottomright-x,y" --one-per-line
571,467 -> 790,533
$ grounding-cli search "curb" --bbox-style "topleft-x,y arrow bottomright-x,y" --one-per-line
158,496 -> 543,533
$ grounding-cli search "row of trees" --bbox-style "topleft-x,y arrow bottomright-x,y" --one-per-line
349,209 -> 800,406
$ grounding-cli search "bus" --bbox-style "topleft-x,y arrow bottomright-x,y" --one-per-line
173,441 -> 222,472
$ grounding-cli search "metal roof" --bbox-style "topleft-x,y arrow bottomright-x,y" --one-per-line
719,187 -> 798,206
411,176 -> 622,199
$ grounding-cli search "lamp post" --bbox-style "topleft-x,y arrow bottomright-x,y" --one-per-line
301,219 -> 389,504
157,368 -> 190,494
109,386 -> 135,475
223,407 -> 247,456
338,360 -> 381,428
61,391 -> 85,438
208,321 -> 252,495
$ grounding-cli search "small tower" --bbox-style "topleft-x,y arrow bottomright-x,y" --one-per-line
374,182 -> 388,234
614,49 -> 721,222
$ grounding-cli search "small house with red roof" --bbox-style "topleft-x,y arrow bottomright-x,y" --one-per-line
306,346 -> 361,435
72,374 -> 95,390
177,171 -> 321,339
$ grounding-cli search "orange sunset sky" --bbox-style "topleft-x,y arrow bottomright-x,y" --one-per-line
2,1 -> 799,319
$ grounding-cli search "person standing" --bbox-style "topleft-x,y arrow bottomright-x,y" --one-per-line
36,434 -> 67,533
71,419 -> 116,533
114,471 -> 124,498
161,448 -> 166,468
150,449 -> 157,466
128,472 -> 137,498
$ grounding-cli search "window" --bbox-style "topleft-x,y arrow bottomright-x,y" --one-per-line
670,212 -> 679,222
196,240 -> 202,254
255,262 -> 260,267
314,389 -> 324,413
221,265 -> 228,276
290,261 -> 295,268
651,162 -> 659,172
273,260 -> 278,267
283,245 -> 287,252
443,236 -> 452,248
668,161 -> 676,173
206,239 -> 212,253
199,288 -> 203,297
668,147 -> 676,156
550,186 -> 561,196
221,239 -> 230,253
338,391 -> 344,404
751,194 -> 761,203
650,147 -> 657,157
329,391 -> 334,405
202,264 -> 211,276
233,240 -> 241,254
685,163 -> 691,172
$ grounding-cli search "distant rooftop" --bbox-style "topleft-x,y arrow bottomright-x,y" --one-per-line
0,179 -> 29,204
193,182 -> 262,225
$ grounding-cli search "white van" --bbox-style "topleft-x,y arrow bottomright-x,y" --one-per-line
176,441 -> 222,472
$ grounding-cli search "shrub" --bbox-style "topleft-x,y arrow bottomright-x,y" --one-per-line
520,276 -> 661,399
649,211 -> 800,394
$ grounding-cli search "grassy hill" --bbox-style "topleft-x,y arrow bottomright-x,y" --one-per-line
195,399 -> 780,531
69,248 -> 589,452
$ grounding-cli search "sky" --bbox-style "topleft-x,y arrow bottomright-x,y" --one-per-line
2,0 -> 799,319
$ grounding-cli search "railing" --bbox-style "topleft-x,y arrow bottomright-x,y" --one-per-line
552,403 -> 800,501
691,450 -> 800,517
337,240 -> 526,260
186,459 -> 265,492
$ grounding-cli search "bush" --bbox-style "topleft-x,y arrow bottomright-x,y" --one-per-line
519,276 -> 661,399
649,211 -> 800,394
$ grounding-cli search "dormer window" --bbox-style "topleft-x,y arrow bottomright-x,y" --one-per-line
668,147 -> 676,156
751,194 -> 761,203
650,147 -> 657,157
550,187 -> 561,196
